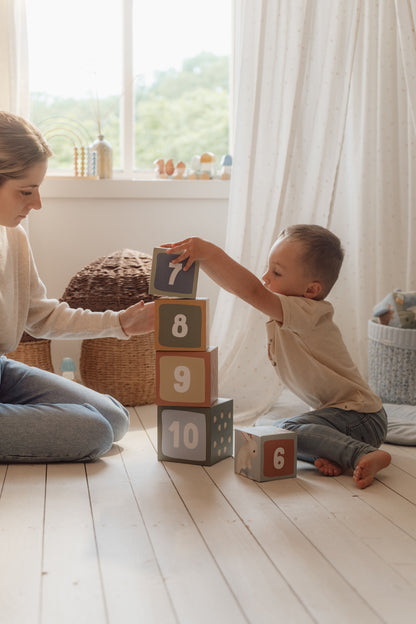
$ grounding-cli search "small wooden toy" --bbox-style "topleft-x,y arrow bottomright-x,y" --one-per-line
155,298 -> 209,351
220,154 -> 232,180
60,357 -> 76,380
156,347 -> 218,407
173,161 -> 186,179
158,398 -> 233,465
187,155 -> 201,179
153,158 -> 167,178
200,152 -> 215,179
234,425 -> 297,482
149,247 -> 199,298
165,158 -> 175,177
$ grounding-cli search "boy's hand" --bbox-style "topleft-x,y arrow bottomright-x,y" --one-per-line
119,301 -> 155,337
161,237 -> 205,271
162,237 -> 283,321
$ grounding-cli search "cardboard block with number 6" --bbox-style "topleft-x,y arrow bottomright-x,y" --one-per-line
234,425 -> 297,482
157,398 -> 233,465
155,298 -> 209,351
156,347 -> 218,407
149,247 -> 199,298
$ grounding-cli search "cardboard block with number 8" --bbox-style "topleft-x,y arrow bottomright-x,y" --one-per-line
155,298 -> 209,351
156,347 -> 218,407
149,247 -> 199,298
157,398 -> 233,465
234,425 -> 297,482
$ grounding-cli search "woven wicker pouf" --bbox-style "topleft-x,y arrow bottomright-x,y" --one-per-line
60,249 -> 157,406
6,332 -> 54,372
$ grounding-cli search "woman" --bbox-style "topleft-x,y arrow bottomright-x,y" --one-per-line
0,111 -> 154,462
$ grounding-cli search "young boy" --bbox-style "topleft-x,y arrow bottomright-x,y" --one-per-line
162,224 -> 391,489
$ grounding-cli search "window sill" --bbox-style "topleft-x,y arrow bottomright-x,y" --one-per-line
42,176 -> 230,200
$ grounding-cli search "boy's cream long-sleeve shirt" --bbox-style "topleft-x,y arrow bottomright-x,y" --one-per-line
266,294 -> 382,413
0,225 -> 127,355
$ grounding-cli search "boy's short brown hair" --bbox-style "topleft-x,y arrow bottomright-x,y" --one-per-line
278,224 -> 344,299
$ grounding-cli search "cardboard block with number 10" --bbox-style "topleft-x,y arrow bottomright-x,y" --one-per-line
158,398 -> 233,465
156,347 -> 218,407
155,298 -> 209,351
234,425 -> 297,482
149,247 -> 199,298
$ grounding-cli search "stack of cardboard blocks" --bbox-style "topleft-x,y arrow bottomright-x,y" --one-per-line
149,247 -> 297,481
149,248 -> 233,465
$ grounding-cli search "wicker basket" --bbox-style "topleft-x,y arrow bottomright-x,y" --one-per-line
80,335 -> 155,406
5,332 -> 54,372
61,249 -> 157,406
368,319 -> 416,404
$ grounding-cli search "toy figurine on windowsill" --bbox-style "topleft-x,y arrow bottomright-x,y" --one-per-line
173,161 -> 186,179
220,154 -> 232,180
199,152 -> 215,179
153,158 -> 180,179
187,155 -> 200,179
153,158 -> 167,178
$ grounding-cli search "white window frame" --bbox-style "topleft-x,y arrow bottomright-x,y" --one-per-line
42,0 -> 232,197
121,0 -> 135,177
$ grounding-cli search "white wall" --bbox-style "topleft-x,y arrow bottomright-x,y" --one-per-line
29,178 -> 229,372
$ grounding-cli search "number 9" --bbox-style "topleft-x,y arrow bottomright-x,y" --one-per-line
174,365 -> 191,393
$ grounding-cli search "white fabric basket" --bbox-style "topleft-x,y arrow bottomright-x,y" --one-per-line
368,319 -> 416,404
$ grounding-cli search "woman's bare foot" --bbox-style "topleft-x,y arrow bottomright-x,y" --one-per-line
314,457 -> 343,476
353,450 -> 391,489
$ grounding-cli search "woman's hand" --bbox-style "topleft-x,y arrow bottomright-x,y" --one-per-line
119,301 -> 155,337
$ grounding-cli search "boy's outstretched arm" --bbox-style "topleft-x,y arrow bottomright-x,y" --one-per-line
161,237 -> 283,321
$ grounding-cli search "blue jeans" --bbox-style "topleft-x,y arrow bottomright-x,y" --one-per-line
273,406 -> 388,470
0,356 -> 129,463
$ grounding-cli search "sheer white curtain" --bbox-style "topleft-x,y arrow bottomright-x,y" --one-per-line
212,0 -> 416,422
329,0 -> 416,382
0,0 -> 29,115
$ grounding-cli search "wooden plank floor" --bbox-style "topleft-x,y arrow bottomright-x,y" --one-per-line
0,404 -> 415,624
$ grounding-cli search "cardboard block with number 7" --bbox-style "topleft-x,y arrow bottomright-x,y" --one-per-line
155,298 -> 209,351
149,247 -> 199,298
156,347 -> 218,407
234,425 -> 297,482
157,398 -> 233,465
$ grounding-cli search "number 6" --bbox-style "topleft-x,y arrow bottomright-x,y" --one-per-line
273,447 -> 285,470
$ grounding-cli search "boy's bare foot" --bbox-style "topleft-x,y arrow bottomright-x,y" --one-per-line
314,457 -> 343,476
353,450 -> 391,489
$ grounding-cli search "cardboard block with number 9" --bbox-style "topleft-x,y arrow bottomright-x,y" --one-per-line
157,398 -> 233,465
234,425 -> 297,482
156,347 -> 218,407
149,247 -> 199,298
155,298 -> 209,351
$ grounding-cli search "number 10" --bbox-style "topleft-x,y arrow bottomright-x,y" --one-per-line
168,420 -> 199,449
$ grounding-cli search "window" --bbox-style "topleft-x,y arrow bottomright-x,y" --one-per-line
26,0 -> 231,179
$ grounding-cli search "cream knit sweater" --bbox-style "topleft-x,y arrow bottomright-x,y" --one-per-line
0,225 -> 126,355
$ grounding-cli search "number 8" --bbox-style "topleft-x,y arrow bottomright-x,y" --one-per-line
172,314 -> 188,338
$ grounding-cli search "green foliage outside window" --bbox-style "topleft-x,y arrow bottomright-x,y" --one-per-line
30,52 -> 229,173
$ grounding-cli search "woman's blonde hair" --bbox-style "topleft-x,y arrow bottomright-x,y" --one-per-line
0,111 -> 52,186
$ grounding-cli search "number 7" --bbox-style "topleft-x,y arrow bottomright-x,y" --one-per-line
168,262 -> 183,285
